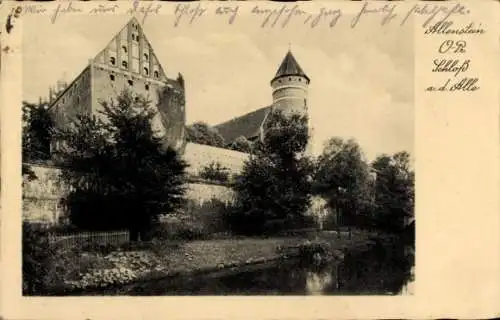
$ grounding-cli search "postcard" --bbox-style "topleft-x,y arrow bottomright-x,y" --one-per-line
1,1 -> 499,319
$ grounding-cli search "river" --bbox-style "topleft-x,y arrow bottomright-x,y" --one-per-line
119,239 -> 415,295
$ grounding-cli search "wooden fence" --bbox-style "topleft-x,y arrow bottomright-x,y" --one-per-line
48,230 -> 130,249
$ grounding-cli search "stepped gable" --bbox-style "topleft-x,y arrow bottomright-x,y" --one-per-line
92,17 -> 168,82
214,106 -> 272,144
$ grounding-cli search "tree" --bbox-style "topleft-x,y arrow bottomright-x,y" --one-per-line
371,151 -> 414,233
58,90 -> 188,241
229,136 -> 253,153
228,111 -> 314,235
314,137 -> 374,230
185,121 -> 225,148
22,101 -> 54,162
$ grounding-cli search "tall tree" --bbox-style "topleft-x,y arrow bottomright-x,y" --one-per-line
228,111 -> 314,235
314,137 -> 374,229
371,151 -> 414,233
22,102 -> 54,162
58,90 -> 188,240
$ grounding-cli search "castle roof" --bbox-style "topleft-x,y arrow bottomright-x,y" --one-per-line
214,105 -> 272,144
272,50 -> 309,83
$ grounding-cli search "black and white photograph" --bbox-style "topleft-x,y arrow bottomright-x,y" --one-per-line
19,4 -> 415,296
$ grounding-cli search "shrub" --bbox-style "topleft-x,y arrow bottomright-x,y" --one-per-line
148,199 -> 236,240
185,122 -> 225,148
228,136 -> 253,153
199,162 -> 230,183
22,222 -> 55,295
296,240 -> 334,265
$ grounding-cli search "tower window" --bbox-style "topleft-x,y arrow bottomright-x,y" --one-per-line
122,61 -> 128,68
128,80 -> 134,86
110,74 -> 115,81
145,84 -> 149,91
122,46 -> 127,54
154,71 -> 159,78
289,77 -> 292,81
144,67 -> 149,75
144,53 -> 149,61
299,78 -> 302,82
110,57 -> 116,65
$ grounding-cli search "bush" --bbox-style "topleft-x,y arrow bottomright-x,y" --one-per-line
147,199 -> 236,241
148,216 -> 206,241
199,162 -> 230,183
185,122 -> 225,148
23,223 -> 55,295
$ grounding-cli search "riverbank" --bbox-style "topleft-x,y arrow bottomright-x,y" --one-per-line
43,230 -> 380,295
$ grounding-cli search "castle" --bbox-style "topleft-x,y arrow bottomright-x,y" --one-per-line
23,18 -> 313,224
46,17 -> 311,159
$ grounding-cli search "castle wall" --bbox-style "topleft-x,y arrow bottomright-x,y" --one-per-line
23,164 -> 67,224
185,182 -> 236,205
183,142 -> 249,176
22,163 -> 237,224
51,67 -> 92,131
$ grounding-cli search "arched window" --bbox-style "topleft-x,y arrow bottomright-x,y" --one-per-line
145,84 -> 149,91
122,60 -> 128,68
144,53 -> 149,61
122,46 -> 127,54
154,70 -> 159,78
144,67 -> 149,75
110,57 -> 116,65
110,74 -> 115,81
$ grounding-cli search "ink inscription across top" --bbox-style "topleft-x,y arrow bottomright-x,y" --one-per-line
11,1 -> 472,31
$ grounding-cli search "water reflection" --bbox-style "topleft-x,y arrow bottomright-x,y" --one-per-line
305,270 -> 333,295
119,239 -> 414,296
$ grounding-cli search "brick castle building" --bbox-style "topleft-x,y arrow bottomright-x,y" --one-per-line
47,17 -> 311,158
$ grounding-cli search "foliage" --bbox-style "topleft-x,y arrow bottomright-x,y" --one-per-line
371,151 -> 414,233
22,101 -> 54,162
185,121 -> 225,148
22,222 -> 55,295
150,199 -> 235,240
57,90 -> 188,241
199,162 -> 230,183
228,110 -> 314,235
314,137 -> 375,229
228,136 -> 253,153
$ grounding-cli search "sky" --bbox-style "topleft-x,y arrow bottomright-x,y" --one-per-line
22,6 -> 414,161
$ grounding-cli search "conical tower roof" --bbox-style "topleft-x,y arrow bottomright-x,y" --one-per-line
272,49 -> 310,83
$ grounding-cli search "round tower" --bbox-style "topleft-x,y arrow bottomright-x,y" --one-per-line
270,49 -> 310,116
